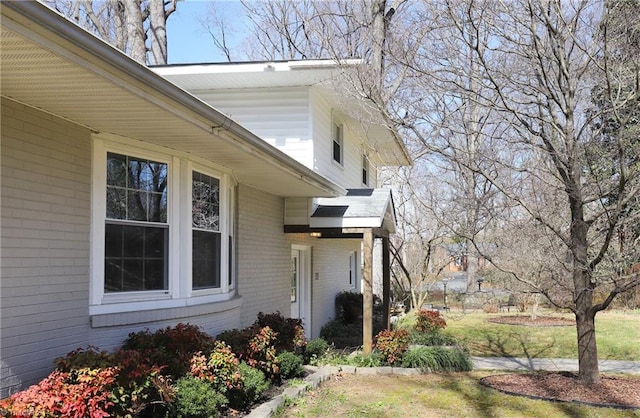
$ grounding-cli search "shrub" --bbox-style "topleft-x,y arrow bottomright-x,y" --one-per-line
189,341 -> 242,393
216,327 -> 256,358
374,329 -> 409,365
320,319 -> 363,348
246,326 -> 280,379
408,330 -> 458,346
400,346 -> 473,371
0,368 -> 117,418
55,346 -> 115,371
255,312 -> 307,353
121,323 -> 216,379
227,362 -> 270,410
415,310 -> 447,333
343,351 -> 383,367
174,376 -> 226,418
277,352 -> 304,379
304,338 -> 329,363
335,291 -> 363,323
55,347 -> 174,417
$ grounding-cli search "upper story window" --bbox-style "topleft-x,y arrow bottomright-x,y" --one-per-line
362,155 -> 370,186
91,139 -> 236,315
332,123 -> 343,165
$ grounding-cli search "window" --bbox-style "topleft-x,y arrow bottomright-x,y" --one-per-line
91,140 -> 236,315
349,251 -> 357,288
332,123 -> 343,165
105,153 -> 168,292
362,155 -> 369,186
192,171 -> 221,290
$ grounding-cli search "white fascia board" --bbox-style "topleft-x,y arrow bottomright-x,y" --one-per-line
310,217 -> 383,229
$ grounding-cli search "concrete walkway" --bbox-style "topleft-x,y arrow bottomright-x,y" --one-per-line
472,356 -> 640,374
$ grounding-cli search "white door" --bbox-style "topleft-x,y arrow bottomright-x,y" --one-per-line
291,246 -> 311,338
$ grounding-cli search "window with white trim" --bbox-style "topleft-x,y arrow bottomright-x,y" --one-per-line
332,123 -> 343,165
192,171 -> 221,290
349,251 -> 357,288
361,155 -> 369,186
105,153 -> 169,292
91,139 -> 236,315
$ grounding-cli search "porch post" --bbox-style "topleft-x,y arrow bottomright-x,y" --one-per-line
363,230 -> 374,354
382,236 -> 391,330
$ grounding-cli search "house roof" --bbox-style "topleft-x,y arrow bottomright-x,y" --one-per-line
310,188 -> 397,233
154,61 -> 412,167
0,2 -> 345,198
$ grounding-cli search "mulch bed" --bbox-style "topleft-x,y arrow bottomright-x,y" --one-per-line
481,371 -> 640,409
488,315 -> 574,326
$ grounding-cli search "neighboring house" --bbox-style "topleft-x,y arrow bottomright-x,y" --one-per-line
0,2 -> 409,397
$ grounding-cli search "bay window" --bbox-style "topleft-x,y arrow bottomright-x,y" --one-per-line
91,139 -> 236,315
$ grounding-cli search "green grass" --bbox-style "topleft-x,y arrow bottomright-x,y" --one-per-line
277,372 -> 639,418
442,309 -> 640,360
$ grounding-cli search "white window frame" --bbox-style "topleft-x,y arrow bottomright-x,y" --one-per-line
90,137 -> 236,315
349,251 -> 357,288
332,122 -> 344,166
361,155 -> 370,186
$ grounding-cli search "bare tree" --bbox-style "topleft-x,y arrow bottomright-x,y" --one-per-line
46,0 -> 177,64
392,0 -> 640,384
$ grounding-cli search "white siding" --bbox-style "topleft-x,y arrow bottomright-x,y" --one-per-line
0,98 -> 245,396
309,88 -> 374,189
196,87 -> 315,168
286,234 -> 361,338
1,98 -> 93,396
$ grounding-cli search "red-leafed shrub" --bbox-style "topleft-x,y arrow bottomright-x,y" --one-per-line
0,368 -> 116,418
246,326 -> 280,379
121,323 -> 215,379
189,341 -> 242,393
374,329 -> 409,365
255,311 -> 307,353
416,309 -> 447,333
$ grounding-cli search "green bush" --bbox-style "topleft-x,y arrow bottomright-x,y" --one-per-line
400,346 -> 473,371
227,362 -> 270,410
408,331 -> 458,346
374,329 -> 409,365
277,351 -> 304,379
320,320 -> 363,348
335,291 -> 363,323
174,376 -> 226,418
304,338 -> 329,363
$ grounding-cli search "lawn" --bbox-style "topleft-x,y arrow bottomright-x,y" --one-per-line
277,372 -> 639,418
442,309 -> 640,360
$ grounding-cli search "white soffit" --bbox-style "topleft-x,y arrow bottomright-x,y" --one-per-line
0,2 -> 343,198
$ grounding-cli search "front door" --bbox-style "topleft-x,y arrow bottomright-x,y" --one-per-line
291,246 -> 311,338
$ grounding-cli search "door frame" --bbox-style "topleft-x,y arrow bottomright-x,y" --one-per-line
291,244 -> 312,339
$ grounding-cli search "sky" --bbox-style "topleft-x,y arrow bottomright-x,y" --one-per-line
166,0 -> 244,64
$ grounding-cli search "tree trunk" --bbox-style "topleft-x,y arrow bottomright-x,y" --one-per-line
148,0 -> 168,65
575,307 -> 599,384
123,0 -> 146,63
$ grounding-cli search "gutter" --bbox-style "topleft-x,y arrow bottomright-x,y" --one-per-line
1,1 -> 345,197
